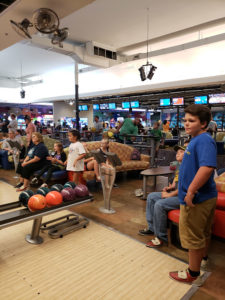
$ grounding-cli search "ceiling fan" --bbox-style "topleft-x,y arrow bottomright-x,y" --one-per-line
10,8 -> 69,47
10,18 -> 32,39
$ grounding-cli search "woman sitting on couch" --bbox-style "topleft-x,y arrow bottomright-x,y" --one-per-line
15,132 -> 50,191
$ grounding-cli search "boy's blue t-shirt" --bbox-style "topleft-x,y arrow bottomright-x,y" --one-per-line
178,132 -> 217,205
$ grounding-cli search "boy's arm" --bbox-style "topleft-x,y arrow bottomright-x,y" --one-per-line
162,189 -> 178,198
185,166 -> 214,207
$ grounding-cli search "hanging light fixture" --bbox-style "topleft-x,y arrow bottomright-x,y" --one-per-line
138,8 -> 157,81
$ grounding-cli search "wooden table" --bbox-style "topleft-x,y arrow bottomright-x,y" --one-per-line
141,166 -> 175,199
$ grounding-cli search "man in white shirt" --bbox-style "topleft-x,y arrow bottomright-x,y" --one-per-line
8,113 -> 18,133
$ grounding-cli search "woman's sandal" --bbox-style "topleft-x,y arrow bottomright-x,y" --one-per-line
16,186 -> 28,192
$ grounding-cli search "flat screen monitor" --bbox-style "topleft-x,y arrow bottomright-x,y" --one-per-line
109,103 -> 116,109
122,102 -> 130,109
130,101 -> 139,108
160,98 -> 170,106
172,97 -> 184,105
194,96 -> 208,104
93,104 -> 99,110
209,93 -> 225,104
82,105 -> 88,111
100,103 -> 109,110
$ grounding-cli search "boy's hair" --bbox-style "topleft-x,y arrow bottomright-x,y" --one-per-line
69,130 -> 81,140
184,104 -> 211,128
54,142 -> 63,152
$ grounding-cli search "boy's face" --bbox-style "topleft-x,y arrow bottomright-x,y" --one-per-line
184,113 -> 206,137
176,149 -> 185,162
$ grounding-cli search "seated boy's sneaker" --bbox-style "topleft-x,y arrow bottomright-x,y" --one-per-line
201,258 -> 210,271
138,228 -> 154,236
169,269 -> 204,286
31,177 -> 38,185
146,237 -> 163,248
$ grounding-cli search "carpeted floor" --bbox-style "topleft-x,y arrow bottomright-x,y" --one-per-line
0,181 -> 201,300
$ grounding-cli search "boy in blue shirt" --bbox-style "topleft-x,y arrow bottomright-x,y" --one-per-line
169,104 -> 217,286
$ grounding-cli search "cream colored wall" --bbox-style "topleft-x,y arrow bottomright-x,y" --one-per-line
79,105 -> 94,128
53,101 -> 94,128
53,101 -> 75,123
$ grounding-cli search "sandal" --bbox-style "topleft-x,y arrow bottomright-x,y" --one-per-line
16,186 -> 28,192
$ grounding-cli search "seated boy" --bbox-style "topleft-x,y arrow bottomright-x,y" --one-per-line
139,145 -> 185,247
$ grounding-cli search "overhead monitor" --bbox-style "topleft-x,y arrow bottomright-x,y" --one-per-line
172,97 -> 184,105
82,105 -> 88,111
122,102 -> 130,109
130,101 -> 139,108
100,103 -> 109,109
160,98 -> 170,106
209,93 -> 225,104
78,105 -> 82,110
194,96 -> 208,104
109,103 -> 116,109
93,104 -> 100,110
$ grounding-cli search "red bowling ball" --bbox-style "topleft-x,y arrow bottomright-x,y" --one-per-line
46,191 -> 63,207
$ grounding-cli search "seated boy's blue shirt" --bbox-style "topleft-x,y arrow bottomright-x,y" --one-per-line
178,132 -> 217,205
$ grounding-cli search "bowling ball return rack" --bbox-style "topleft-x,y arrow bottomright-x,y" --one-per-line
0,195 -> 93,245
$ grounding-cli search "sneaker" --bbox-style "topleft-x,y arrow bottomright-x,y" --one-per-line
138,228 -> 154,236
146,237 -> 163,248
201,258 -> 209,271
135,189 -> 143,197
31,177 -> 39,185
169,269 -> 204,286
41,183 -> 48,188
14,182 -> 23,188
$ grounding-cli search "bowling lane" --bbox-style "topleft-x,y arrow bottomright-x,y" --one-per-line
0,181 -> 18,204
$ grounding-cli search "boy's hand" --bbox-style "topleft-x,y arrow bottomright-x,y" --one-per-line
64,161 -> 67,166
184,191 -> 195,207
161,191 -> 170,198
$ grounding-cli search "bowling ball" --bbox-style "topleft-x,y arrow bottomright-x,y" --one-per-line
74,184 -> 89,197
19,190 -> 34,207
36,187 -> 50,196
64,181 -> 76,189
46,191 -> 63,207
50,184 -> 64,192
61,187 -> 76,202
28,194 -> 47,212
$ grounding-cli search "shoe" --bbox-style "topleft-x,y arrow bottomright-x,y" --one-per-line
169,269 -> 204,286
14,182 -> 23,188
138,228 -> 154,236
31,177 -> 39,185
16,186 -> 28,192
201,258 -> 209,271
41,183 -> 48,188
146,237 -> 163,248
135,189 -> 143,197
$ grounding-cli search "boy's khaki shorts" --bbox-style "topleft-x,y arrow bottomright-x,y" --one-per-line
179,198 -> 217,249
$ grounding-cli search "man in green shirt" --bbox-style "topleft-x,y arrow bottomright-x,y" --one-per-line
117,117 -> 140,143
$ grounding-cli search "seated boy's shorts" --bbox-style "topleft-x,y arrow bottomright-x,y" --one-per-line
179,198 -> 217,249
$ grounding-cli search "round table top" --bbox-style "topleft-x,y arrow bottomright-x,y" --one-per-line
141,166 -> 174,176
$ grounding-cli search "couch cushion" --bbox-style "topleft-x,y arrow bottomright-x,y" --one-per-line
116,160 -> 149,172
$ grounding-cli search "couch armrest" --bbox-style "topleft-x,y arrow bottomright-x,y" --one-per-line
141,154 -> 150,162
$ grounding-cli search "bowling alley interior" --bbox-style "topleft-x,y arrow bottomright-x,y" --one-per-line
1,0 -> 225,299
